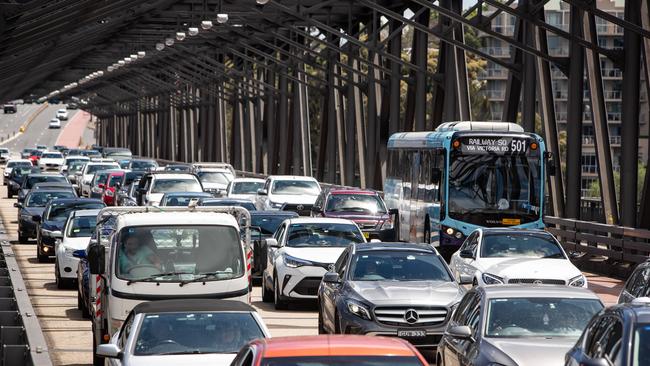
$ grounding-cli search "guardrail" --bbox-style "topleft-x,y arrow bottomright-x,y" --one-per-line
545,216 -> 650,266
0,240 -> 52,366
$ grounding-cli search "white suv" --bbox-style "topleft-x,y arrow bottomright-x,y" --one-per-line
261,217 -> 366,309
56,109 -> 68,120
135,172 -> 204,206
255,175 -> 321,215
196,168 -> 234,197
38,151 -> 65,171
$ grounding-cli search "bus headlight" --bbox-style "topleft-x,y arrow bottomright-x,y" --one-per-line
454,231 -> 463,239
445,227 -> 454,236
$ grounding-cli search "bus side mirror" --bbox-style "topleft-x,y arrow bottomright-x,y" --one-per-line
431,168 -> 441,184
545,151 -> 556,176
88,243 -> 105,275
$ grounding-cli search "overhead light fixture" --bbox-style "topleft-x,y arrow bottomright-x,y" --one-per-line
188,27 -> 199,36
124,57 -> 132,63
201,20 -> 213,30
256,0 -> 270,4
70,82 -> 78,88
118,60 -> 126,65
156,42 -> 165,51
165,37 -> 175,46
217,13 -> 228,24
130,54 -> 138,61
176,32 -> 186,41
107,66 -> 114,72
97,71 -> 104,76
138,51 -> 146,58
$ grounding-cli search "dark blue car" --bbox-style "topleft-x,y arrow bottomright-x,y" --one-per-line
159,191 -> 213,206
36,198 -> 105,262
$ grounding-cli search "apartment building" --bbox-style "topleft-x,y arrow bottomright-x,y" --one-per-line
477,0 -> 648,198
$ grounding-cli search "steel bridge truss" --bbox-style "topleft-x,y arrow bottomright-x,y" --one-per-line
1,0 -> 650,228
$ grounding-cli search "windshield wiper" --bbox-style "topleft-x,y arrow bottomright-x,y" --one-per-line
126,271 -> 191,285
178,271 -> 234,286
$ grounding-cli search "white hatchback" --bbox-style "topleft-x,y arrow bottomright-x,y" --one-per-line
49,118 -> 61,128
449,228 -> 587,288
55,209 -> 99,288
261,217 -> 366,309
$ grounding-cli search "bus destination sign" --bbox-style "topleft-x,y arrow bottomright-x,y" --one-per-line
459,137 -> 533,155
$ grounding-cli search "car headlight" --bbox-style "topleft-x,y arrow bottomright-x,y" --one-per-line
482,273 -> 504,285
269,201 -> 283,209
569,275 -> 586,287
380,219 -> 393,230
283,254 -> 312,268
346,300 -> 372,320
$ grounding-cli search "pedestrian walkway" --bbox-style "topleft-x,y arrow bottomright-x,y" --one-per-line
55,111 -> 89,148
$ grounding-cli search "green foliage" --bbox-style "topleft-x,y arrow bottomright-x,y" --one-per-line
587,162 -> 647,200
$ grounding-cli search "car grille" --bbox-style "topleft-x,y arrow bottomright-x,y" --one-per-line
508,278 -> 566,285
356,221 -> 378,230
281,204 -> 312,216
373,306 -> 448,327
292,277 -> 322,296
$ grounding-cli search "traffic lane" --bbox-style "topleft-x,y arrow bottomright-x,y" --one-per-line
0,185 -> 92,366
0,103 -> 41,142
4,105 -> 76,153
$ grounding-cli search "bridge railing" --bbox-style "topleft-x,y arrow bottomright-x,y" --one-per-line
545,216 -> 650,265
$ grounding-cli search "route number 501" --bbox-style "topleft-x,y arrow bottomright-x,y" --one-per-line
510,140 -> 527,153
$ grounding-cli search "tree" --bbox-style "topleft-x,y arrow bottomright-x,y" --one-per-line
587,162 -> 647,201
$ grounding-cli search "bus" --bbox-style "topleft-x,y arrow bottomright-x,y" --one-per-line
384,121 -> 548,259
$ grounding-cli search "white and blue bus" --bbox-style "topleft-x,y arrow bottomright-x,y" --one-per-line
384,121 -> 547,258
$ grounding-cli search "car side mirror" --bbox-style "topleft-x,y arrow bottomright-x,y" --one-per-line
459,249 -> 475,260
445,325 -> 474,342
72,249 -> 87,259
32,215 -> 41,222
311,206 -> 322,214
13,202 -> 22,208
545,151 -> 556,176
88,243 -> 105,275
265,238 -> 279,248
388,208 -> 398,216
458,274 -> 473,285
323,272 -> 341,284
579,358 -> 610,366
96,344 -> 122,359
257,189 -> 267,196
98,183 -> 105,189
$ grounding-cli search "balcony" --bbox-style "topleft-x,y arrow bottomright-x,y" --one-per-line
582,135 -> 622,145
479,68 -> 508,78
601,68 -> 622,78
582,165 -> 598,174
480,47 -> 510,57
603,90 -> 622,100
483,90 -> 506,99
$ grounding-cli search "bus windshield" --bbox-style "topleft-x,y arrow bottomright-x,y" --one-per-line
448,153 -> 541,227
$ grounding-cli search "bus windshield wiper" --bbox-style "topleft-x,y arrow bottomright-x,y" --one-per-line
178,271 -> 233,286
126,271 -> 191,285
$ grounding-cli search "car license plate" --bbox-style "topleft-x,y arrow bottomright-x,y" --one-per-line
363,232 -> 370,239
398,329 -> 426,338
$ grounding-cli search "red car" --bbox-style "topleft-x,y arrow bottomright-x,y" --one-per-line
312,188 -> 395,241
29,150 -> 43,165
101,171 -> 125,206
231,335 -> 429,366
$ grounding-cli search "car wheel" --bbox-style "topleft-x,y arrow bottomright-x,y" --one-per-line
261,276 -> 273,303
18,233 -> 27,243
274,276 -> 288,310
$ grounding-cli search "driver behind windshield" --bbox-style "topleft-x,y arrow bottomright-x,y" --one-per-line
118,230 -> 161,276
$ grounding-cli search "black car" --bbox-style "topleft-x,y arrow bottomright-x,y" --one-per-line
16,190 -> 76,244
618,260 -> 650,304
317,242 -> 464,350
197,198 -> 256,211
248,210 -> 299,277
4,160 -> 33,185
35,198 -> 105,262
164,164 -> 191,172
7,166 -> 40,198
18,173 -> 69,203
566,298 -> 650,366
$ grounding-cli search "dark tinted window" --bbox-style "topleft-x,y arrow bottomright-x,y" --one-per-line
26,191 -> 76,207
26,176 -> 67,188
250,215 -> 295,236
286,223 -> 364,247
325,194 -> 387,214
46,202 -> 105,221
200,200 -> 256,211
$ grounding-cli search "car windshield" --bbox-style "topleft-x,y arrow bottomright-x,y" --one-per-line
326,194 -> 387,214
261,357 -> 425,366
92,172 -> 112,185
163,195 -> 205,206
86,164 -> 117,174
485,297 -> 603,338
231,181 -> 264,194
151,178 -> 202,193
271,180 -> 320,195
13,167 -> 33,177
350,251 -> 452,282
8,161 -> 30,168
123,172 -> 143,186
115,225 -> 244,281
26,191 -> 76,207
197,171 -> 232,184
251,215 -> 294,236
134,312 -> 264,355
480,234 -> 565,259
42,153 -> 62,159
107,175 -> 122,188
68,162 -> 85,173
65,158 -> 87,165
81,150 -> 100,157
286,223 -> 364,247
67,216 -> 97,238
32,151 -> 43,157
131,160 -> 157,170
47,202 -> 105,221
633,324 -> 650,366
26,176 -> 67,188
200,200 -> 256,211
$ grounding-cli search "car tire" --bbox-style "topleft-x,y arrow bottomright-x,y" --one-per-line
274,276 -> 288,310
261,276 -> 273,303
6,190 -> 11,198
18,233 -> 27,243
